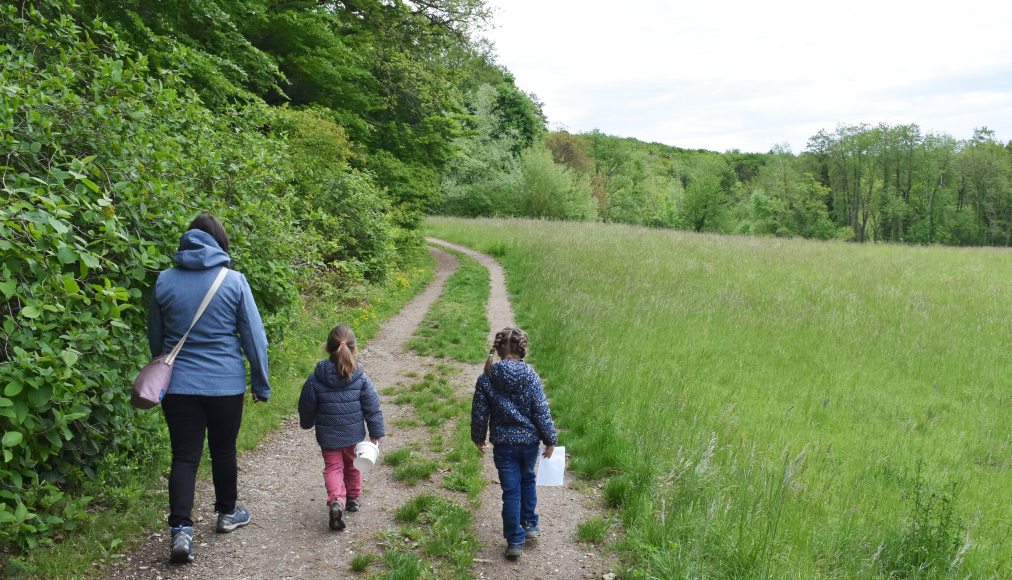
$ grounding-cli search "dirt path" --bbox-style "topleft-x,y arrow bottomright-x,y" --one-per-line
425,239 -> 611,579
111,242 -> 614,579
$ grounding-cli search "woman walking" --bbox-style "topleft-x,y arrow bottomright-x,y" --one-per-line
146,214 -> 271,563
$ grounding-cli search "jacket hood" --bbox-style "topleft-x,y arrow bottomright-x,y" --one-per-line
174,229 -> 231,270
487,359 -> 534,393
314,359 -> 364,388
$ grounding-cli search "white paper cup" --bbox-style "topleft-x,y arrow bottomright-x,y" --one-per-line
353,441 -> 380,472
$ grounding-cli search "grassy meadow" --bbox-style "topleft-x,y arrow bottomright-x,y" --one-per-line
426,217 -> 1011,577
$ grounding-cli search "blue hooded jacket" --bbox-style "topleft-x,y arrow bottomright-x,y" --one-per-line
472,359 -> 558,447
147,229 -> 271,400
299,361 -> 385,449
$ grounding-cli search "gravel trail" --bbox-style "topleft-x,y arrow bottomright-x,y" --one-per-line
111,242 -> 614,579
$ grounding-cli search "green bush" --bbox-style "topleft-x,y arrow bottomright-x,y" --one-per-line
266,107 -> 396,282
515,145 -> 598,221
0,4 -> 312,551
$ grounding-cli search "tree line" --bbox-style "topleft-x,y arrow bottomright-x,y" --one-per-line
443,121 -> 1012,247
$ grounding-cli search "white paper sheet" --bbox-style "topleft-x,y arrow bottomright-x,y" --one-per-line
535,446 -> 565,487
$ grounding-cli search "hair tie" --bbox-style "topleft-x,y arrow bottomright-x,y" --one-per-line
339,341 -> 347,345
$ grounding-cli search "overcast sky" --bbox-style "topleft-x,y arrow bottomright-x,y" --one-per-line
482,0 -> 1012,153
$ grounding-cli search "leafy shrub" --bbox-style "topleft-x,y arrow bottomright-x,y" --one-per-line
0,4 -> 311,551
515,145 -> 598,221
267,107 -> 395,282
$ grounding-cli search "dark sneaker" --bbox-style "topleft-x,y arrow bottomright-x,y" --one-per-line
346,498 -> 360,513
505,543 -> 523,559
523,522 -> 541,539
216,507 -> 251,533
169,525 -> 195,563
329,501 -> 346,531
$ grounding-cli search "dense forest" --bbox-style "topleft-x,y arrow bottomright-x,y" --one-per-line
444,121 -> 1012,247
0,0 -> 548,552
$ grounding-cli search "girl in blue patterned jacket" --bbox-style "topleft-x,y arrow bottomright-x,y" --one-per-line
472,327 -> 558,560
299,324 -> 384,531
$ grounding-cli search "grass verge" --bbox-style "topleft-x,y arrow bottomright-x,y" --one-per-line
577,516 -> 610,544
5,253 -> 435,578
384,494 -> 482,578
443,413 -> 484,498
408,249 -> 489,363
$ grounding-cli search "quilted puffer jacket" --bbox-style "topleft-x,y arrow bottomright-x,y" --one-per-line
298,360 -> 384,449
471,359 -> 558,447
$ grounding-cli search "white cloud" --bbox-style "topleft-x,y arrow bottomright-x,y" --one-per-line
484,0 -> 1012,152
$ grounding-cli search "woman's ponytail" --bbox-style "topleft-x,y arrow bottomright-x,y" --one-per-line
326,325 -> 357,379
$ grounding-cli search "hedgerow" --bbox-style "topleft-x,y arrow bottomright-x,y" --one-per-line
0,3 -> 396,552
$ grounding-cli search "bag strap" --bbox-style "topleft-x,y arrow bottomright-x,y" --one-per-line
165,267 -> 229,365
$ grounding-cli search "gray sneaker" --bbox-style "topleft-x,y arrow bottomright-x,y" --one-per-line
505,543 -> 523,559
346,498 -> 360,513
216,507 -> 251,533
169,526 -> 195,563
523,522 -> 541,539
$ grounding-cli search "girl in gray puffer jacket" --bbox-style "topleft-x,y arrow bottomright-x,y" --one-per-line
299,324 -> 384,531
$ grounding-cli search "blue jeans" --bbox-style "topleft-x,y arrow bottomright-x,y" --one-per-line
492,442 -> 540,544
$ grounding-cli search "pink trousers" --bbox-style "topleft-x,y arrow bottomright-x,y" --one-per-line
322,446 -> 362,507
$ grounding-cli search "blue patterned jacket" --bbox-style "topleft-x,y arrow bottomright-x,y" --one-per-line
299,361 -> 385,450
472,359 -> 558,447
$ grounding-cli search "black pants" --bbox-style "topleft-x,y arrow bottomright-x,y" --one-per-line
162,394 -> 244,527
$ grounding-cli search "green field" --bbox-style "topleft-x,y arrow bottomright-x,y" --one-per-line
426,217 -> 1011,577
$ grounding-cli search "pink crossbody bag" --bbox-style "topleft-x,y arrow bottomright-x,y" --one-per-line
131,267 -> 229,409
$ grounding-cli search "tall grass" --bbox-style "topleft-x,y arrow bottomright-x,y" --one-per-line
426,217 -> 1011,577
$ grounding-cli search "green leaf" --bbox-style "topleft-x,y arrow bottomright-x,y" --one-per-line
0,279 -> 15,299
0,397 -> 12,407
61,349 -> 79,367
48,217 -> 69,234
61,274 -> 80,294
0,508 -> 14,523
57,246 -> 77,264
2,431 -> 23,447
80,253 -> 100,268
4,381 -> 23,397
80,178 -> 101,193
19,305 -> 41,319
27,385 -> 53,410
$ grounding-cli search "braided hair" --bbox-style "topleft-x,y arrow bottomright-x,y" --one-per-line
484,327 -> 529,374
